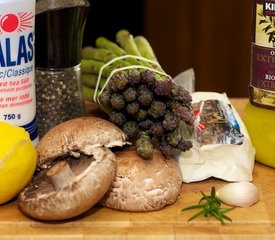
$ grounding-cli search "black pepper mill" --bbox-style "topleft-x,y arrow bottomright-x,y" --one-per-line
35,0 -> 90,137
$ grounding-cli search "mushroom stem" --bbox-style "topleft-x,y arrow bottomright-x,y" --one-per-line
47,161 -> 75,191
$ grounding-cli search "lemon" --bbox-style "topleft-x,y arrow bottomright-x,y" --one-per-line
244,103 -> 275,168
0,122 -> 37,204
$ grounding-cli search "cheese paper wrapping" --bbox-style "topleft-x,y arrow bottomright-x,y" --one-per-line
175,92 -> 256,183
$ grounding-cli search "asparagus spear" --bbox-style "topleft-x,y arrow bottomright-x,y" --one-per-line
92,32 -> 165,89
82,85 -> 95,102
80,30 -> 194,160
82,73 -> 97,88
82,46 -> 94,59
81,59 -> 114,78
115,30 -> 172,96
116,29 -> 141,56
82,44 -> 148,82
82,46 -> 131,67
81,59 -> 127,93
135,131 -> 154,159
82,39 -> 172,96
96,37 -> 127,56
81,58 -> 143,92
96,31 -> 154,68
96,36 -> 145,67
134,36 -> 157,62
134,35 -> 164,72
82,72 -> 106,89
116,29 -> 156,69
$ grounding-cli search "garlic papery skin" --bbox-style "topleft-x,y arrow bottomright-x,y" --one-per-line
216,182 -> 260,207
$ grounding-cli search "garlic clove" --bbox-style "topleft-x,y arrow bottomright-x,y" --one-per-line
216,182 -> 260,207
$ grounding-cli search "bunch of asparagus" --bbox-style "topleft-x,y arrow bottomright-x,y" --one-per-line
81,29 -> 194,159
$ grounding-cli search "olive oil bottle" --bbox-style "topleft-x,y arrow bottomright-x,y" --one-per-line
244,0 -> 275,167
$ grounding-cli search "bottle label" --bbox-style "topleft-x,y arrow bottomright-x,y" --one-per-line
0,0 -> 38,143
250,0 -> 275,109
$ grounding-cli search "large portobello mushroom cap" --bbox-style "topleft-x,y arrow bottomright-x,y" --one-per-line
18,117 -> 129,221
99,147 -> 183,211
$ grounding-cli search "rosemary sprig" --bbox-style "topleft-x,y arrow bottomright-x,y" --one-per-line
181,186 -> 235,224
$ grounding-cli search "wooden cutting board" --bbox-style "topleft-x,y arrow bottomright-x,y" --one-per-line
1,98 -> 275,240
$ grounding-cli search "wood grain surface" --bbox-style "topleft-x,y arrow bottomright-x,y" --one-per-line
1,98 -> 275,240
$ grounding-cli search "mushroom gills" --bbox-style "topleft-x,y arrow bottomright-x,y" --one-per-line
22,154 -> 95,198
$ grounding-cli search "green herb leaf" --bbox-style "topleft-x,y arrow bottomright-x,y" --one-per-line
181,187 -> 235,225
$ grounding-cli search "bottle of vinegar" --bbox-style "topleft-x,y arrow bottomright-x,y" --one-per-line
244,0 -> 275,167
0,0 -> 38,145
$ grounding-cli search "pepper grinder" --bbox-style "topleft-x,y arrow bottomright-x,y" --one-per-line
35,0 -> 90,137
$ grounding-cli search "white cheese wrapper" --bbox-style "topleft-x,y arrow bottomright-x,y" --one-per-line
175,92 -> 256,183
